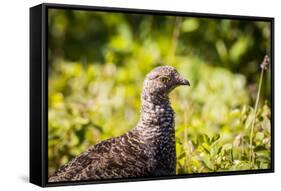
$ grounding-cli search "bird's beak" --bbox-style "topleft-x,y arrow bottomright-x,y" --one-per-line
177,75 -> 190,86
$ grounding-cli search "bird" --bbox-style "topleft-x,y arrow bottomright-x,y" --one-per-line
48,66 -> 190,182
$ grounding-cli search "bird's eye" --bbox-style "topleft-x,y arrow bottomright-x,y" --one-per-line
159,76 -> 170,83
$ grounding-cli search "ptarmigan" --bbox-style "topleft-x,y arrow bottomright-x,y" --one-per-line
48,66 -> 190,182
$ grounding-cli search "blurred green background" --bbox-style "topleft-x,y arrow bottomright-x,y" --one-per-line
48,9 -> 271,176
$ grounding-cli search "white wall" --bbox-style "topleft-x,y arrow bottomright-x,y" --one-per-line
0,0 -> 279,190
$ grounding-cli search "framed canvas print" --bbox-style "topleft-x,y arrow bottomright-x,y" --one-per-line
30,3 -> 274,187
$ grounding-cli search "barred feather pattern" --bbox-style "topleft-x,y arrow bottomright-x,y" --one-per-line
48,66 -> 189,182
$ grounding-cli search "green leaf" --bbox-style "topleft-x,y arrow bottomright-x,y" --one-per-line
222,144 -> 233,151
181,19 -> 199,33
255,132 -> 264,141
200,153 -> 214,170
254,145 -> 267,152
177,152 -> 186,160
202,134 -> 210,144
202,143 -> 211,154
211,134 -> 220,143
229,36 -> 250,63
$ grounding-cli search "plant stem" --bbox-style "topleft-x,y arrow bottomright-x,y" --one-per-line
183,106 -> 188,172
249,68 -> 264,167
170,16 -> 182,64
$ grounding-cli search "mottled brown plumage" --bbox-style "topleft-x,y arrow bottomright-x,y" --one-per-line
48,66 -> 189,182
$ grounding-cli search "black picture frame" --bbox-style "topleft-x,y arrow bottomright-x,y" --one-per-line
30,3 -> 275,187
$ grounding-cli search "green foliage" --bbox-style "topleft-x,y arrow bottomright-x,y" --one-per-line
47,9 -> 271,176
176,104 -> 271,173
48,57 -> 271,175
48,10 -> 271,99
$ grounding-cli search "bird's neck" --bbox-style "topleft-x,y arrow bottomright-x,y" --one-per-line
135,93 -> 175,138
134,93 -> 176,169
141,89 -> 170,105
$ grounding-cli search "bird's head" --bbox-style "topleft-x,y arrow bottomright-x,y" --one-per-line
142,66 -> 190,101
